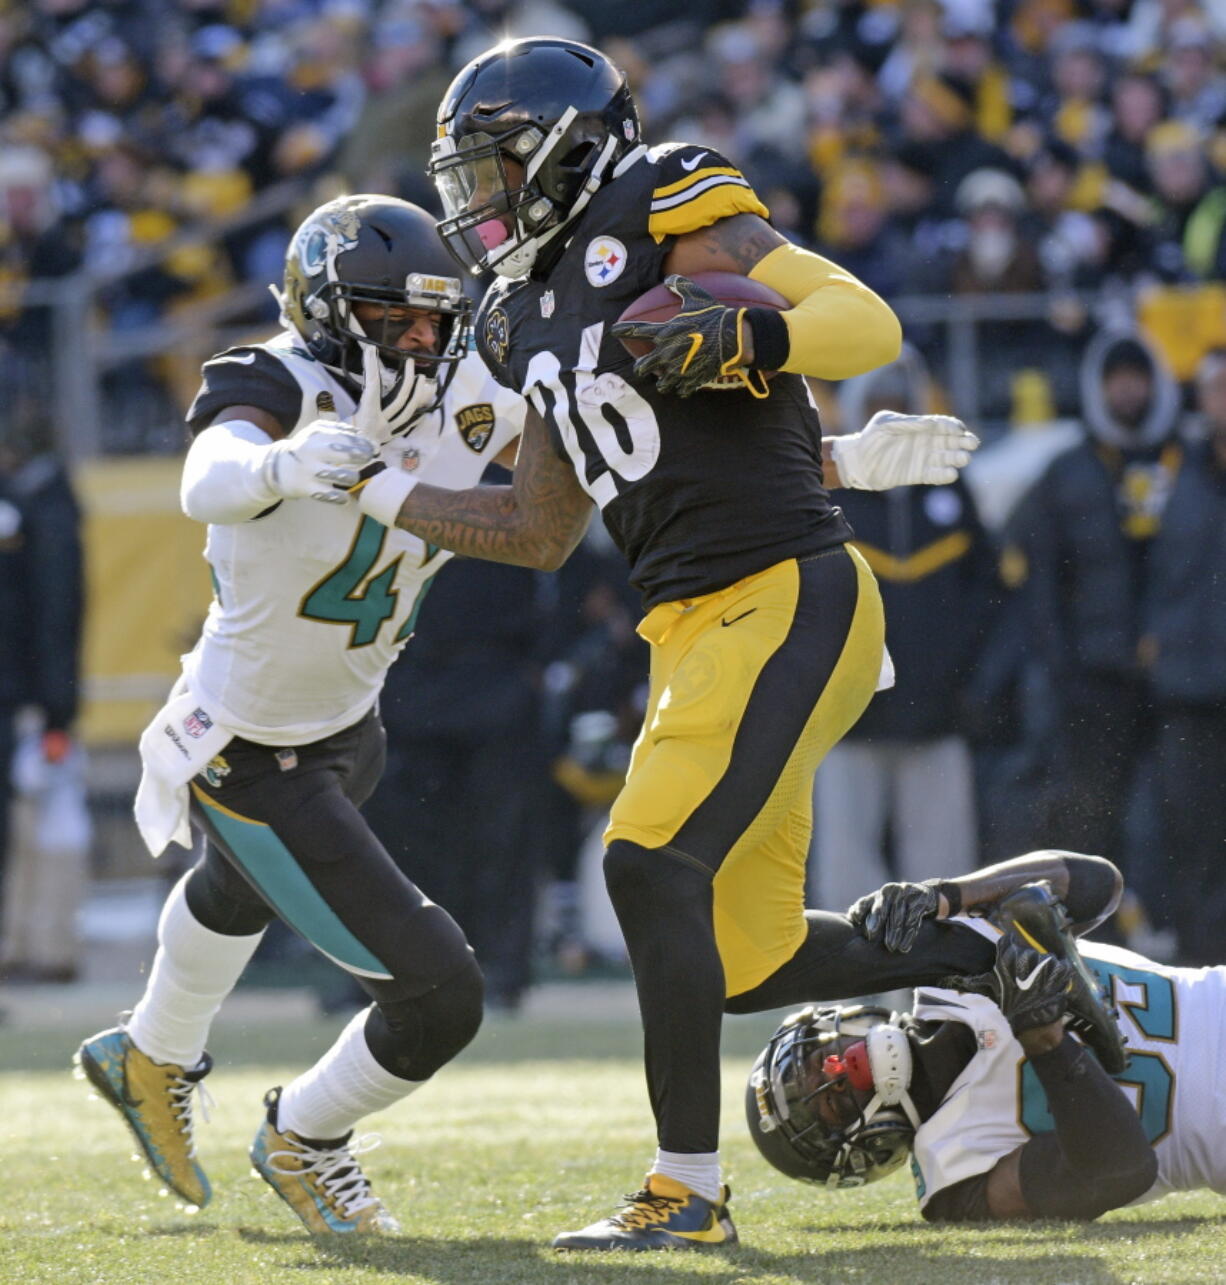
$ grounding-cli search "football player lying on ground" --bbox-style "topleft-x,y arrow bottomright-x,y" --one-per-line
748,878 -> 1225,1220
74,195 -> 527,1235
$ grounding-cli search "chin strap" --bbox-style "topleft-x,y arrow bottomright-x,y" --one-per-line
862,1021 -> 921,1129
269,283 -> 292,330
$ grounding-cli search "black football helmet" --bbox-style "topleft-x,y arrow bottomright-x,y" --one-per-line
746,1005 -> 921,1189
279,194 -> 470,422
429,37 -> 640,278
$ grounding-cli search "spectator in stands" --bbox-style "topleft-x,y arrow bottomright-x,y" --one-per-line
1143,350 -> 1226,964
337,14 -> 451,205
876,0 -> 946,106
893,72 -> 1012,217
1023,138 -> 1098,288
812,345 -> 998,912
802,47 -> 885,172
915,167 -> 1055,420
708,21 -> 808,164
940,10 -> 1013,146
816,159 -> 911,301
1102,69 -> 1167,193
1039,24 -> 1110,155
881,141 -> 946,261
0,143 -> 79,393
1145,119 -> 1226,281
0,390 -> 83,971
948,168 -> 1043,295
1002,332 -> 1182,899
1161,18 -> 1226,131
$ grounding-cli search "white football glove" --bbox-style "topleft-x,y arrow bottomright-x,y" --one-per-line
349,343 -> 432,526
261,420 -> 377,504
831,411 -> 979,491
354,343 -> 437,445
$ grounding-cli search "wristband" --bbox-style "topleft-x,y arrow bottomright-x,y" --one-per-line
357,467 -> 417,528
925,878 -> 962,917
746,307 -> 790,372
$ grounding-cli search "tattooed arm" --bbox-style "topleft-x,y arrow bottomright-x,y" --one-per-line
663,211 -> 789,281
388,402 -> 593,571
662,212 -> 901,380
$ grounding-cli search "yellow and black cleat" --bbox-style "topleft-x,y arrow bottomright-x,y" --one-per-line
74,1026 -> 213,1208
250,1087 -> 400,1235
552,1173 -> 737,1252
996,881 -> 1130,1074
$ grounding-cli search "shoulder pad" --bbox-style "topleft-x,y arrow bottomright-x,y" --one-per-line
188,344 -> 303,436
647,142 -> 770,243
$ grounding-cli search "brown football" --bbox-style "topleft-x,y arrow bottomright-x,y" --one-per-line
616,271 -> 790,359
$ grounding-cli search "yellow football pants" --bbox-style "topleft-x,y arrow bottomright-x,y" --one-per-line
606,545 -> 884,996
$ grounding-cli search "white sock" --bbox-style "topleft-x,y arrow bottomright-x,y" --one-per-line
652,1149 -> 722,1203
277,1007 -> 423,1140
127,874 -> 264,1066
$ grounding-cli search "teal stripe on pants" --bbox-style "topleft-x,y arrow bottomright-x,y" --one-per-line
195,790 -> 392,979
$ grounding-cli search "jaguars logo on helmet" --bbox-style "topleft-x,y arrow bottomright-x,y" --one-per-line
429,38 -> 640,279
278,194 -> 472,422
746,1005 -> 921,1189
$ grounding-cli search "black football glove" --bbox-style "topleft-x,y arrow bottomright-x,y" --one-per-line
949,932 -> 1076,1038
610,275 -> 747,397
847,879 -> 943,954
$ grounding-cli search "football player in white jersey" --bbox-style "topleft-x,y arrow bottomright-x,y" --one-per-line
75,195 -> 526,1235
748,878 -> 1225,1221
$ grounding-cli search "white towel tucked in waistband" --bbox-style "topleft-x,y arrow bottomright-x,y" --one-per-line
134,681 -> 233,857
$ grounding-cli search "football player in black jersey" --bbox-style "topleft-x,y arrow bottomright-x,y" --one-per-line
353,37 -> 978,1250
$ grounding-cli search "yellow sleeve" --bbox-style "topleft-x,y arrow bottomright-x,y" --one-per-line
749,241 -> 902,380
647,166 -> 770,242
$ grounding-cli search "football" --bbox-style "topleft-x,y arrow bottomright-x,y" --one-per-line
615,271 -> 790,360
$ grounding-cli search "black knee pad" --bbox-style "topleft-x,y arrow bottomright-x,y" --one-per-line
604,838 -> 714,951
365,953 -> 484,1080
605,838 -> 711,904
604,838 -> 655,903
184,850 -> 275,937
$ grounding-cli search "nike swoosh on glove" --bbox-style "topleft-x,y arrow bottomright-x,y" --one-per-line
610,275 -> 747,398
950,934 -> 1076,1037
831,411 -> 979,490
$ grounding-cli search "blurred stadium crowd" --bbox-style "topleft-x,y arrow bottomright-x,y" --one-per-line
4,0 -> 1226,436
1,0 -> 1225,1002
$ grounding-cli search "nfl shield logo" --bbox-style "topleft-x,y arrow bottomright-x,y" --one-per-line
540,290 -> 555,319
183,708 -> 213,738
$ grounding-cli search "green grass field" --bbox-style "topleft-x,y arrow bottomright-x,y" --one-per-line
1,1005 -> 1224,1284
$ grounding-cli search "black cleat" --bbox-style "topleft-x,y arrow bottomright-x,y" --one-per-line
994,882 -> 1129,1074
553,1174 -> 737,1252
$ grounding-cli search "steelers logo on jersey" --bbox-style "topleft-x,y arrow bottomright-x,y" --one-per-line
584,236 -> 628,287
456,403 -> 496,453
484,307 -> 510,365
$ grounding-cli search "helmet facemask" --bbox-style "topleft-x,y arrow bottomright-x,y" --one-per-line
430,39 -> 640,279
432,114 -> 622,279
280,197 -> 472,433
747,1006 -> 921,1189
